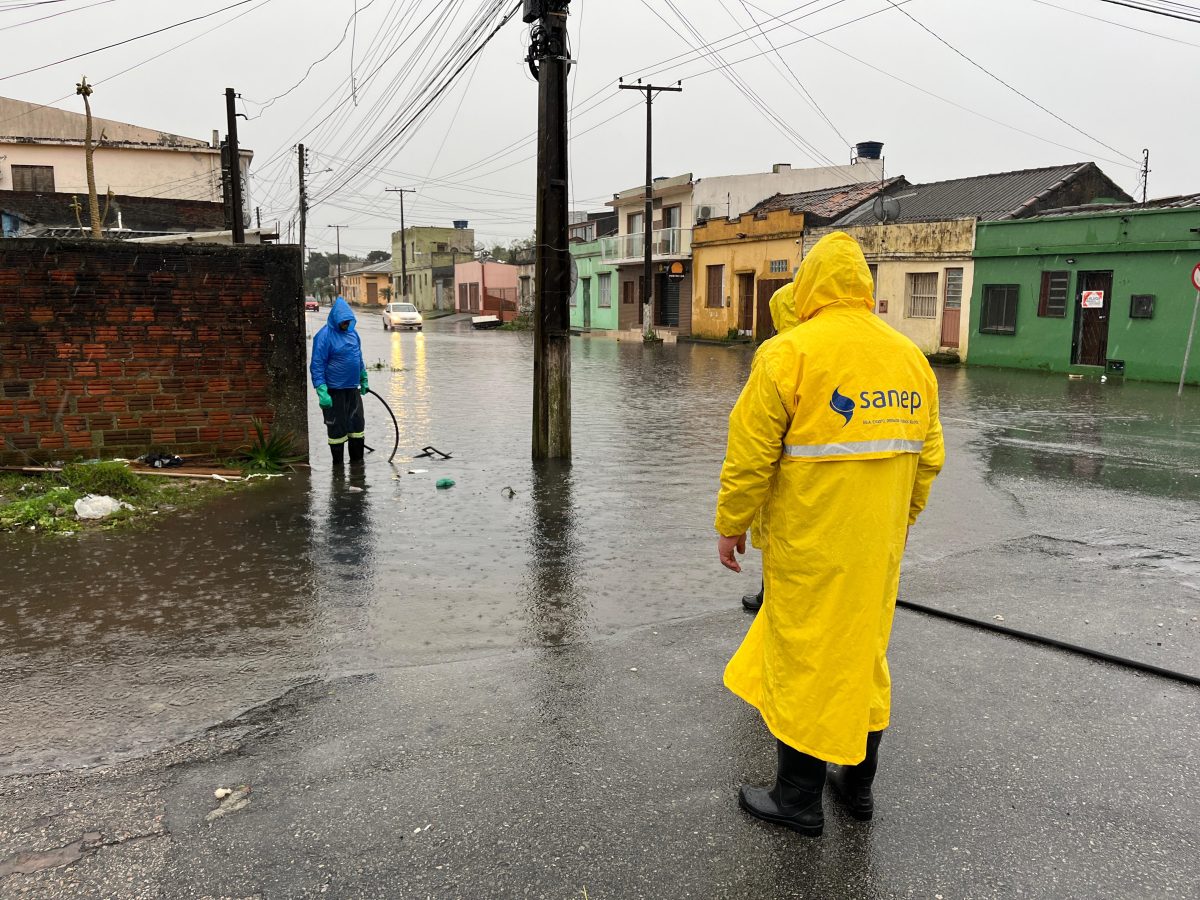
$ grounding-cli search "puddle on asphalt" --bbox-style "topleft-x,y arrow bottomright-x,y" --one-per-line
3,319 -> 1198,774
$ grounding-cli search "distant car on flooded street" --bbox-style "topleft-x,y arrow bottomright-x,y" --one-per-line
305,298 -> 320,312
384,302 -> 423,331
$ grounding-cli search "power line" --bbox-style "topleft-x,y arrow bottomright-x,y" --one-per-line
1029,0 -> 1200,47
1098,0 -> 1200,22
0,0 -> 117,32
0,0 -> 258,82
880,0 -> 1139,163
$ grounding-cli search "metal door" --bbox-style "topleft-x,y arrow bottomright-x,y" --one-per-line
737,273 -> 755,332
755,278 -> 790,341
660,275 -> 680,327
1072,271 -> 1113,366
582,277 -> 591,329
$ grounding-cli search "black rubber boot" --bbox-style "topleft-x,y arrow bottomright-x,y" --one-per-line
829,730 -> 883,821
741,581 -> 764,613
738,740 -> 826,836
348,437 -> 365,464
329,442 -> 345,466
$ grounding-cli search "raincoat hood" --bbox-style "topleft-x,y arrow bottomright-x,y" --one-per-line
328,296 -> 357,332
791,232 -> 874,323
768,283 -> 799,335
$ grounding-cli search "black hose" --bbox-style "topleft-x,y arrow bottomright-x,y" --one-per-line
897,598 -> 1200,688
365,389 -> 400,464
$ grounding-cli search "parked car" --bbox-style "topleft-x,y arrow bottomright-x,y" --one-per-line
383,302 -> 423,331
304,298 -> 320,312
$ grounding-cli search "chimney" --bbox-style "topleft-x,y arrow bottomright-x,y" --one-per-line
212,130 -> 219,148
771,163 -> 791,174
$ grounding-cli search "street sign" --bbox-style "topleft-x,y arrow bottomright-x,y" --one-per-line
1191,262 -> 1200,292
1081,290 -> 1105,309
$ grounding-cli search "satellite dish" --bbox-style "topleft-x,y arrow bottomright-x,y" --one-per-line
569,255 -> 579,299
872,197 -> 900,223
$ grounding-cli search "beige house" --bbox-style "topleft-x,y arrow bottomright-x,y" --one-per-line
807,163 -> 1132,359
0,95 -> 251,206
390,224 -> 476,312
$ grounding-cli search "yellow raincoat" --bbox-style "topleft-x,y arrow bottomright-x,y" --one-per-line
717,232 -> 945,766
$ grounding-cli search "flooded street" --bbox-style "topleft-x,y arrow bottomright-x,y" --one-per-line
2,312 -> 1199,776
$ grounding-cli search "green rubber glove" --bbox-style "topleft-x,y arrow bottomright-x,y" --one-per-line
359,370 -> 369,396
315,384 -> 332,408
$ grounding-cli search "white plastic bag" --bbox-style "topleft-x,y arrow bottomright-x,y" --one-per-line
74,494 -> 134,520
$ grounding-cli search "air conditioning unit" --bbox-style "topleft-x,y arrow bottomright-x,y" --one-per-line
696,205 -> 713,222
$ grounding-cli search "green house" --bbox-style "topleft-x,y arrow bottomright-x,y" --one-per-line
569,239 -> 618,332
969,196 -> 1200,384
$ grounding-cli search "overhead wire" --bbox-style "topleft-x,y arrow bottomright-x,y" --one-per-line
1029,0 -> 1200,46
1098,0 -> 1200,22
0,0 -> 117,32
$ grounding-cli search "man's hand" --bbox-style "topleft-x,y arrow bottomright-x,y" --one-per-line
718,533 -> 746,573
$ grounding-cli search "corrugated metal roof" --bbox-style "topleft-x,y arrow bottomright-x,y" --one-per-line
343,261 -> 394,276
1029,193 -> 1200,218
835,164 -> 1094,226
749,177 -> 906,223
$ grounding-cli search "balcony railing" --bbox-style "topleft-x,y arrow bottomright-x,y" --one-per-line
600,228 -> 692,264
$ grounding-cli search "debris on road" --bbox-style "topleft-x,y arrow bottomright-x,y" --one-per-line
74,494 -> 134,520
205,785 -> 252,823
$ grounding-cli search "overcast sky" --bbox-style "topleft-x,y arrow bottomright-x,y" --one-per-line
2,0 -> 1197,256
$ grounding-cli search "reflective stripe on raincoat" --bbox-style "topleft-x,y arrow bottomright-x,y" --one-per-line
311,297 -> 366,390
717,232 -> 945,765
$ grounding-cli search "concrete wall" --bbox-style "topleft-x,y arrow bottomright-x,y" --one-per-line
0,239 -> 306,465
454,261 -> 518,312
0,142 -> 250,204
968,207 -> 1200,383
806,221 -> 977,356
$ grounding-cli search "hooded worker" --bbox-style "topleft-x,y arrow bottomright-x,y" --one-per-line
740,281 -> 800,614
715,232 -> 944,836
310,297 -> 369,465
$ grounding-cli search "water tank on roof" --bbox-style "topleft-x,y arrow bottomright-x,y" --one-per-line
854,141 -> 884,161
453,220 -> 469,229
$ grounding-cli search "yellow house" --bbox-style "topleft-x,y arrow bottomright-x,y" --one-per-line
691,208 -> 805,341
690,180 -> 898,340
342,261 -> 393,307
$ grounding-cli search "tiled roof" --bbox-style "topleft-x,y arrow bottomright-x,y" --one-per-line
749,177 -> 907,223
0,190 -> 225,235
836,164 -> 1104,225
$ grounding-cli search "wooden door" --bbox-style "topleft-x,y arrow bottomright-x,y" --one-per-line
367,281 -> 378,306
1072,271 -> 1113,366
582,277 -> 592,329
940,266 -> 963,348
737,273 -> 755,332
755,278 -> 790,341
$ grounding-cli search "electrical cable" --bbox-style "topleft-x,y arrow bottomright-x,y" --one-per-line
0,0 -> 258,82
881,0 -> 1139,163
0,0 -> 117,31
1098,0 -> 1200,22
1029,0 -> 1200,46
897,598 -> 1200,688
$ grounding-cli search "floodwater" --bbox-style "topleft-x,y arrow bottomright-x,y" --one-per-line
2,313 -> 1198,776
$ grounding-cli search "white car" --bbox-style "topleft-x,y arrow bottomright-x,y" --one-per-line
383,302 -> 423,331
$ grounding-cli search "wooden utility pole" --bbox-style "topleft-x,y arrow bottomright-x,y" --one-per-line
75,76 -> 102,239
328,225 -> 348,296
298,143 -> 308,293
527,0 -> 572,460
619,79 -> 682,337
225,88 -> 245,244
385,187 -> 416,302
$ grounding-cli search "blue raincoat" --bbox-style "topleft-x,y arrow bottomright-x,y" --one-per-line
310,297 -> 366,390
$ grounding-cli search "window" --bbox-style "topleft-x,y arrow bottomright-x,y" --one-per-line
906,272 -> 938,318
1130,294 -> 1155,319
662,206 -> 681,231
980,285 -> 1019,335
10,165 -> 54,192
868,264 -> 879,292
769,259 -> 789,274
944,267 -> 964,309
598,272 -> 612,308
706,265 -> 725,308
622,280 -> 634,305
1038,271 -> 1069,317
627,212 -> 644,235
436,243 -> 447,252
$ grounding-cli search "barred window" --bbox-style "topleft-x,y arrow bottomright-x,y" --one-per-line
981,284 -> 1019,335
1038,271 -> 1069,317
906,272 -> 938,318
944,267 -> 964,309
769,259 -> 789,274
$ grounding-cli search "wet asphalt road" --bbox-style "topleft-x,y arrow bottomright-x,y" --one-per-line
1,309 -> 1198,897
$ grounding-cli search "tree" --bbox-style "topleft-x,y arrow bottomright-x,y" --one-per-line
366,250 -> 391,264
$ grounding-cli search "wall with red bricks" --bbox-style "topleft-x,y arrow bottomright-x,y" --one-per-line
0,238 -> 306,466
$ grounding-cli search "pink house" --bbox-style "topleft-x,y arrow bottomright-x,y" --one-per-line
454,261 -> 520,321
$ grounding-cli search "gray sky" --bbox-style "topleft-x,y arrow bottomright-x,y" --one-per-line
2,0 -> 1197,256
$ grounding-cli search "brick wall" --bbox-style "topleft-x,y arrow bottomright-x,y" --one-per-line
0,238 -> 306,466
